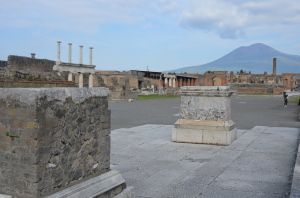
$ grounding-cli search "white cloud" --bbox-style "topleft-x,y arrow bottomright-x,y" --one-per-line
179,0 -> 300,39
0,0 -> 183,33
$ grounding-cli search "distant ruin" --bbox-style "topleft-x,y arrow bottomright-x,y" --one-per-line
1,48 -> 300,97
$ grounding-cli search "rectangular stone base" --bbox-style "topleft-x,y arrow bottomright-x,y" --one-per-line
172,119 -> 237,145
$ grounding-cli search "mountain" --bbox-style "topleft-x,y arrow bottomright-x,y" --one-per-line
168,43 -> 300,74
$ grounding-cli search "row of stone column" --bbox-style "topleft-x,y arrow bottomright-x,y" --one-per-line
57,42 -> 93,65
68,72 -> 94,88
159,77 -> 197,88
57,72 -> 93,88
56,41 -> 95,88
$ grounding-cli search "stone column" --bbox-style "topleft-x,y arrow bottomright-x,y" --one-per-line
191,79 -> 194,86
169,78 -> 173,87
273,58 -> 277,84
159,79 -> 163,88
179,78 -> 183,87
89,73 -> 94,88
68,43 -> 72,63
172,86 -> 236,145
164,77 -> 169,88
79,73 -> 83,88
264,72 -> 267,83
230,71 -> 234,83
151,85 -> 155,93
173,78 -> 176,88
89,47 -> 93,65
68,72 -> 73,81
57,41 -> 61,64
31,53 -> 36,59
187,79 -> 191,86
193,79 -> 197,86
273,58 -> 276,76
79,45 -> 83,64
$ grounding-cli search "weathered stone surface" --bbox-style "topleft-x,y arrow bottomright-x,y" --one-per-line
172,125 -> 237,145
173,86 -> 236,145
45,170 -> 128,198
290,139 -> 300,198
0,88 -> 111,198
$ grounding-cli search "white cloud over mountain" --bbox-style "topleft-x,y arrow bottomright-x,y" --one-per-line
179,0 -> 300,39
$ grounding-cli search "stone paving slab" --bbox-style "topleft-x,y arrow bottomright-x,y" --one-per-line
290,136 -> 300,198
111,125 -> 300,198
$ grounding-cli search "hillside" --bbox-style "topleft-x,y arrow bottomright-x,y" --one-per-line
168,43 -> 300,74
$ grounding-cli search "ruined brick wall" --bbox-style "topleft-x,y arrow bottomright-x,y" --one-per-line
203,73 -> 227,86
0,88 -> 110,198
7,55 -> 55,73
198,75 -> 205,86
0,81 -> 75,88
4,56 -> 63,81
273,88 -> 284,94
0,60 -> 7,68
229,83 -> 283,94
140,77 -> 160,88
234,88 -> 268,94
129,75 -> 139,88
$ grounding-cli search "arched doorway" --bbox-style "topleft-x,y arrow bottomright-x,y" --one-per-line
212,76 -> 221,86
291,75 -> 300,90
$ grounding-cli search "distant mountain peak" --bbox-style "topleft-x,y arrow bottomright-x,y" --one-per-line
167,43 -> 300,74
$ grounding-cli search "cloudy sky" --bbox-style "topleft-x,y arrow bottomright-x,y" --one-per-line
1,0 -> 299,72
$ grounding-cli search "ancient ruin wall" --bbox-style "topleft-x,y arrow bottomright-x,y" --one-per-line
0,88 -> 111,198
0,60 -> 7,68
7,55 -> 55,72
0,81 -> 75,88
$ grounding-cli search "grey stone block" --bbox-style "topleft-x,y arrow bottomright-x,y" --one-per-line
45,170 -> 127,198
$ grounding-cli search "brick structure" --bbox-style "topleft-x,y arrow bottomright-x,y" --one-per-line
0,88 -> 133,198
282,73 -> 300,90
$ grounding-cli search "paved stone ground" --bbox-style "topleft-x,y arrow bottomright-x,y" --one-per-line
290,139 -> 300,197
109,95 -> 300,130
111,125 -> 300,198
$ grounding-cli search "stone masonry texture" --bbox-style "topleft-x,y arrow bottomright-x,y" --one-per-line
0,87 -> 111,198
180,95 -> 231,121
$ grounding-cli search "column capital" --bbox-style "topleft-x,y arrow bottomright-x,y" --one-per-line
57,41 -> 61,44
68,43 -> 72,45
89,47 -> 93,49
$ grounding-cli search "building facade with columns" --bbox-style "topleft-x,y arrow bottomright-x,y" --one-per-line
53,41 -> 95,88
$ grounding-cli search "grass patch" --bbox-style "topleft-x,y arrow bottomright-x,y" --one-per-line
238,93 -> 274,95
138,95 -> 180,100
289,96 -> 300,103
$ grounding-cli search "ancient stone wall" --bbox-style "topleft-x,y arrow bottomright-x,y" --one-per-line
0,88 -> 111,198
0,60 -> 7,68
7,55 -> 55,73
234,88 -> 268,94
203,72 -> 227,86
229,83 -> 283,94
129,75 -> 139,89
140,78 -> 159,89
0,81 -> 75,88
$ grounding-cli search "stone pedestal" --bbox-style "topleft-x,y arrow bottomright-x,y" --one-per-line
172,86 -> 237,145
